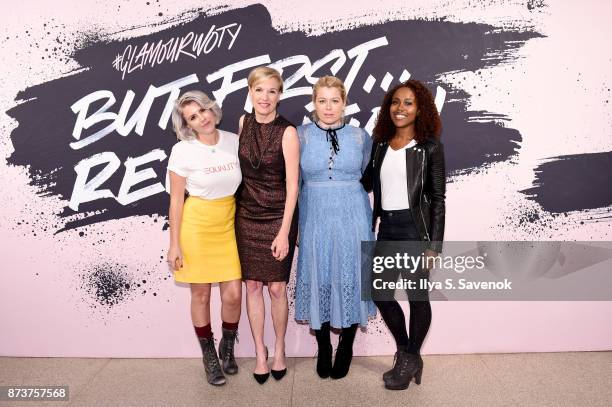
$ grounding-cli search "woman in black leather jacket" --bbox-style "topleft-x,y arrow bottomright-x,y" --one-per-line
362,79 -> 446,390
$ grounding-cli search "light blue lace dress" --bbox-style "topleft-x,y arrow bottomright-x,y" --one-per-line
295,122 -> 376,329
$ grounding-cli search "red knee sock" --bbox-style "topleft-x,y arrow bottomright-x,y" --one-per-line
194,324 -> 212,339
222,321 -> 239,331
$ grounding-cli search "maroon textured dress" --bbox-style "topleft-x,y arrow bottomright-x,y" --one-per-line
236,113 -> 298,282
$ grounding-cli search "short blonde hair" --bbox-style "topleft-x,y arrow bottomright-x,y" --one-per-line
171,91 -> 222,141
247,66 -> 284,92
312,76 -> 347,122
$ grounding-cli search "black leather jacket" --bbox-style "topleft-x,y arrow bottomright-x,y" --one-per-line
361,138 -> 446,253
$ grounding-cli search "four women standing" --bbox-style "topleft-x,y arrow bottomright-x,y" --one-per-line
166,72 -> 445,390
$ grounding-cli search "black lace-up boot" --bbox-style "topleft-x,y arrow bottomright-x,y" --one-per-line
218,327 -> 239,375
383,351 -> 400,381
384,351 -> 423,390
198,335 -> 226,386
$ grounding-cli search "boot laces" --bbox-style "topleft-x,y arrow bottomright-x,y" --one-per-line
205,339 -> 222,371
391,352 -> 398,369
222,331 -> 238,360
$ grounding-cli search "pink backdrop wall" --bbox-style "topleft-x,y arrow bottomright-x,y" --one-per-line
1,0 -> 611,357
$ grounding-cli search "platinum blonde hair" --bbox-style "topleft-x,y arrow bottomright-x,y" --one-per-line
311,76 -> 347,123
171,91 -> 222,141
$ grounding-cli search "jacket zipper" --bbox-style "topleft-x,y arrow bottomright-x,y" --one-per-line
419,150 -> 431,241
372,143 -> 382,168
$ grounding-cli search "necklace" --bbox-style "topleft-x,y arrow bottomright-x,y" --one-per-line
197,130 -> 219,153
247,114 -> 276,169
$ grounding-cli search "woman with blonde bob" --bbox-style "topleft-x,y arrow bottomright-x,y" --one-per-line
295,76 -> 376,379
235,67 -> 299,384
166,90 -> 242,386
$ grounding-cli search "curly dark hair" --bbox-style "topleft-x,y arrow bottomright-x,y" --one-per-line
372,79 -> 442,144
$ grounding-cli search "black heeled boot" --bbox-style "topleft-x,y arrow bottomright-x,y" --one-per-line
384,351 -> 423,390
331,324 -> 358,379
218,327 -> 239,375
314,322 -> 332,378
197,335 -> 226,386
383,351 -> 400,381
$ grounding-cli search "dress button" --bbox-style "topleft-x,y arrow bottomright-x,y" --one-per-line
329,176 -> 332,180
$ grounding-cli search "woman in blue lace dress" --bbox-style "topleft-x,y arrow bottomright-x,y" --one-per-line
295,76 -> 376,380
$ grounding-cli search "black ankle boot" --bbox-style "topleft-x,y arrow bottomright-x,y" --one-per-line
198,335 -> 226,386
384,351 -> 423,390
218,327 -> 239,375
331,324 -> 357,379
314,323 -> 332,378
383,351 -> 400,381
316,342 -> 332,378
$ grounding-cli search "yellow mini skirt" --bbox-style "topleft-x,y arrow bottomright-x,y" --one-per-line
175,195 -> 241,284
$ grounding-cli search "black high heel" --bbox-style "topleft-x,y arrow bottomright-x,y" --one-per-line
271,351 -> 287,381
414,365 -> 423,385
384,352 -> 423,390
331,324 -> 357,379
330,343 -> 353,379
253,346 -> 269,385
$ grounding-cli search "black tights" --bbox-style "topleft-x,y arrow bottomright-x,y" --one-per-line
375,209 -> 433,355
374,299 -> 431,354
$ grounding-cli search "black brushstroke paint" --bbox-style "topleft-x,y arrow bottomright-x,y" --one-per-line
521,152 -> 612,213
6,4 -> 542,231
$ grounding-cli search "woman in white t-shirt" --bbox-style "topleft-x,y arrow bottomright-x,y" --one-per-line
362,80 -> 446,391
166,91 -> 242,387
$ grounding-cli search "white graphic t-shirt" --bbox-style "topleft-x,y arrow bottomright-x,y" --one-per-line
166,130 -> 242,199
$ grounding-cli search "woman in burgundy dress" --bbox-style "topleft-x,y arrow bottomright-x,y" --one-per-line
236,66 -> 299,384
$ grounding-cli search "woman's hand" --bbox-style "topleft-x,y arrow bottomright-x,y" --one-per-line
167,245 -> 183,271
271,232 -> 289,261
424,249 -> 438,271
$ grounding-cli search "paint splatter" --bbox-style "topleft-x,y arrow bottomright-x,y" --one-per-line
527,0 -> 547,11
80,263 -> 135,307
